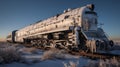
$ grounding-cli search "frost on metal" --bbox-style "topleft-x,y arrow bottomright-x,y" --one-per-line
6,4 -> 114,53
14,4 -> 97,42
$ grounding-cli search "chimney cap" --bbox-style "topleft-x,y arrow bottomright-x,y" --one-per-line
86,4 -> 95,11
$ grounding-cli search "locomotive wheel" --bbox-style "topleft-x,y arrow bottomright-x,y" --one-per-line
49,40 -> 55,48
100,42 -> 104,50
82,46 -> 88,52
41,40 -> 46,48
96,40 -> 100,47
99,41 -> 107,50
67,45 -> 72,50
55,44 -> 60,48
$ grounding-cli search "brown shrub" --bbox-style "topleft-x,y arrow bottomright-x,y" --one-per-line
0,46 -> 21,63
18,47 -> 37,54
86,57 -> 120,67
41,48 -> 67,61
63,61 -> 79,67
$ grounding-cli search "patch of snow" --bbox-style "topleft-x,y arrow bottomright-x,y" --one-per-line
0,42 -> 120,67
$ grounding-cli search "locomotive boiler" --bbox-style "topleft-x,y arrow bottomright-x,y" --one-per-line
6,4 -> 114,52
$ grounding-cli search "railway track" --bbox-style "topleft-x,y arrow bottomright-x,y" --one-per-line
69,51 -> 120,60
24,43 -> 120,60
40,47 -> 120,60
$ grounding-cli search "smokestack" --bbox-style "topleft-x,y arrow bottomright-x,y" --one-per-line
86,4 -> 95,11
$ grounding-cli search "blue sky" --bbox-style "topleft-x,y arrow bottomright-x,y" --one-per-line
0,0 -> 120,40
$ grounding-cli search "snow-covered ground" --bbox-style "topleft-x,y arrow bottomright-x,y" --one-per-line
0,42 -> 120,67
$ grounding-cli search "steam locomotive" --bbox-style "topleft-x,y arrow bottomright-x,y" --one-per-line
6,4 -> 114,52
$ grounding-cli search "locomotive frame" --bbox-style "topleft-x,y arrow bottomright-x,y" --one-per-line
6,4 -> 114,53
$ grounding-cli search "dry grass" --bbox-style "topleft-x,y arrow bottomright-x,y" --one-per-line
41,48 -> 67,61
0,43 -> 21,63
63,61 -> 79,67
18,47 -> 37,54
86,57 -> 120,67
0,42 -> 11,48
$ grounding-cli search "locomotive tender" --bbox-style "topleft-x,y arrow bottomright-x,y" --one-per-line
6,4 -> 114,52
